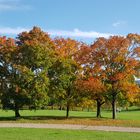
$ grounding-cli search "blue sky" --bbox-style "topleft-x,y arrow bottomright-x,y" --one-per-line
0,0 -> 140,43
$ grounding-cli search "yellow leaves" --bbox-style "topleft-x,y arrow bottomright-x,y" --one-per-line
80,99 -> 94,108
13,64 -> 29,74
120,81 -> 140,103
106,83 -> 112,90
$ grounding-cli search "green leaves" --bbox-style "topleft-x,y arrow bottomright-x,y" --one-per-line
0,27 -> 56,114
15,27 -> 56,108
17,27 -> 55,70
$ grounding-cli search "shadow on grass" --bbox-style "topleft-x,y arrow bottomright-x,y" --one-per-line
0,116 -> 17,121
0,115 -> 110,121
123,108 -> 140,112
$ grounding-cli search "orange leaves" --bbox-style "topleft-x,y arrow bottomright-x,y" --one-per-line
75,77 -> 106,99
134,47 -> 140,57
127,33 -> 140,59
127,33 -> 140,44
18,27 -> 53,45
0,36 -> 15,47
54,37 -> 79,58
91,36 -> 140,85
75,43 -> 91,64
0,36 -> 16,52
0,36 -> 17,65
80,34 -> 140,109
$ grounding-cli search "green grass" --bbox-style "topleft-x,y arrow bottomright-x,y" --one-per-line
0,109 -> 139,127
0,109 -> 140,120
0,128 -> 140,140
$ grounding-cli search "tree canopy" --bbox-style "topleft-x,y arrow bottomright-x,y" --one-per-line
0,27 -> 139,119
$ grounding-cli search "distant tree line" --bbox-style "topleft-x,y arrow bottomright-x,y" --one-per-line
0,27 -> 140,119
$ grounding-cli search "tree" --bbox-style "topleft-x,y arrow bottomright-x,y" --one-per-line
75,44 -> 107,117
90,35 -> 140,119
49,38 -> 81,118
1,65 -> 33,117
75,76 -> 106,118
16,26 -> 56,110
0,27 -> 56,117
0,36 -> 30,117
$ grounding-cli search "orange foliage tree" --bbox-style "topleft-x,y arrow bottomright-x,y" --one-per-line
75,77 -> 106,118
89,35 -> 140,119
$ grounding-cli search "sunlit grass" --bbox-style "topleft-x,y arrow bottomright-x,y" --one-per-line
0,128 -> 140,140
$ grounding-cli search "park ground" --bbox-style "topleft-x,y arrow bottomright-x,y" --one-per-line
0,108 -> 139,127
0,108 -> 139,140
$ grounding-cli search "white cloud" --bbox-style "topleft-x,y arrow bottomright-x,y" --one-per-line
0,4 -> 18,10
0,0 -> 31,11
0,27 -> 114,38
113,22 -> 121,27
0,27 -> 29,34
112,21 -> 126,27
48,28 -> 113,38
0,0 -> 20,2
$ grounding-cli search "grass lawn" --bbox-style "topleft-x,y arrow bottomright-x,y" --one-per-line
0,128 -> 140,140
0,109 -> 139,127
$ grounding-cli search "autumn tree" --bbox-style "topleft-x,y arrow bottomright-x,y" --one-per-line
48,38 -> 81,118
75,77 -> 106,118
90,35 -> 140,119
75,44 -> 107,117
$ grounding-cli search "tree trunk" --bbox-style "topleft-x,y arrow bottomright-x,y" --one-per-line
66,103 -> 70,118
96,100 -> 101,118
66,87 -> 71,118
59,105 -> 62,110
112,96 -> 116,119
15,107 -> 20,118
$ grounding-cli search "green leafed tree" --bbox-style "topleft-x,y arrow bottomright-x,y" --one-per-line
0,36 -> 31,117
48,38 -> 81,118
16,26 -> 56,112
0,27 -> 56,117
